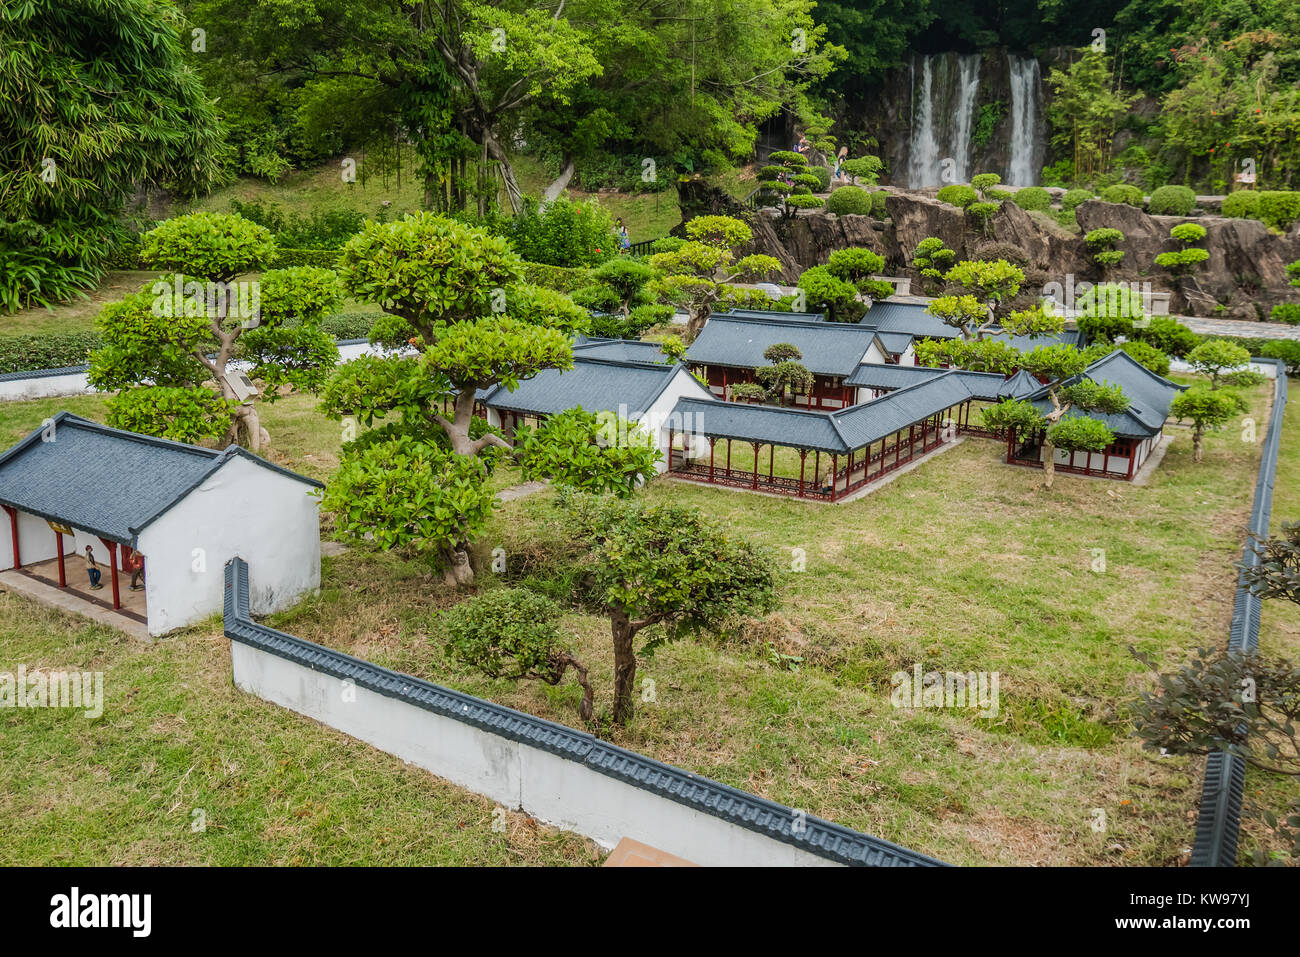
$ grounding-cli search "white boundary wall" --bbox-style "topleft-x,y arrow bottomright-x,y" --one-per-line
230,640 -> 849,866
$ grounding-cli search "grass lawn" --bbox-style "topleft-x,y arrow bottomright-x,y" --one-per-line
2,375 -> 1292,866
1,271 -> 161,340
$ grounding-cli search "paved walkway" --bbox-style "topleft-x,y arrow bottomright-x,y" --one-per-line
1175,315 -> 1300,340
496,480 -> 549,503
0,569 -> 152,640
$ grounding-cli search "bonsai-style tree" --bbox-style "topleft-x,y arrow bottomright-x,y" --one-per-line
442,589 -> 594,721
754,343 -> 814,405
572,259 -> 656,319
982,344 -> 1130,488
514,409 -> 661,496
649,216 -> 780,339
796,265 -> 866,323
1156,222 -> 1212,308
1075,282 -> 1148,343
971,172 -> 1002,200
1169,386 -> 1247,463
825,248 -> 895,303
89,213 -> 341,449
911,237 -> 956,294
556,490 -> 777,724
1186,339 -> 1252,389
728,382 -> 768,403
926,259 -> 1026,338
914,336 -> 1022,375
840,155 -> 883,186
757,150 -> 824,218
1085,227 -> 1126,273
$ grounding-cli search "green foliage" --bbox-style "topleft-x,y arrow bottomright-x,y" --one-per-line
258,267 -> 345,326
1047,415 -> 1115,454
1222,191 -> 1262,220
1170,222 -> 1207,244
0,0 -> 228,311
971,173 -> 1002,196
1272,304 -> 1300,325
784,194 -> 825,212
522,261 -> 593,294
1045,49 -> 1137,184
88,286 -> 214,393
840,156 -> 883,186
649,237 -> 685,256
323,433 -> 497,563
936,185 -> 978,209
1257,191 -> 1300,231
1169,385 -> 1248,452
228,199 -> 365,249
755,356 -> 814,403
808,165 -> 832,191
580,258 -> 655,316
980,398 -> 1047,442
1011,187 -> 1052,212
1154,247 -> 1210,275
240,323 -> 341,401
685,216 -> 753,249
1099,184 -> 1145,207
440,588 -> 592,720
825,186 -> 873,215
1117,340 -> 1171,376
0,331 -> 101,373
141,214 -> 276,283
965,202 -> 1000,233
269,248 -> 343,269
1187,339 -> 1252,387
943,259 -> 1024,308
796,265 -> 865,323
1134,317 -> 1201,357
1261,340 -> 1300,375
105,386 -> 237,444
1075,282 -> 1147,340
1085,227 -> 1126,270
505,197 -> 615,267
1289,261 -> 1300,286
869,191 -> 889,217
926,294 -> 987,335
825,248 -> 885,285
1148,185 -> 1197,216
514,408 -> 660,496
915,336 -> 1021,375
911,237 -> 956,286
727,382 -> 768,402
1061,188 -> 1095,211
732,255 -> 784,281
553,488 -> 778,723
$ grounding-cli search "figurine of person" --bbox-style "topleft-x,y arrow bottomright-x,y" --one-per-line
128,551 -> 145,592
615,218 -> 631,252
83,545 -> 103,591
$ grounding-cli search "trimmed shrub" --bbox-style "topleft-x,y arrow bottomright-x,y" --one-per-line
1099,184 -> 1144,207
0,332 -> 102,373
971,173 -> 1002,196
1118,340 -> 1171,376
317,313 -> 380,341
1011,187 -> 1051,212
649,236 -> 685,255
870,191 -> 888,217
1134,317 -> 1200,357
936,184 -> 978,209
825,186 -> 873,215
1257,191 -> 1300,232
1147,185 -> 1196,216
270,247 -> 341,269
505,196 -> 615,267
808,166 -> 831,191
840,156 -> 883,186
1061,189 -> 1094,211
1271,303 -> 1300,325
1221,191 -> 1261,220
1261,340 -> 1300,376
522,261 -> 593,293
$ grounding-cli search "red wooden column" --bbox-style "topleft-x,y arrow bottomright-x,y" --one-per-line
667,428 -> 675,469
3,505 -> 18,569
1126,440 -> 1136,479
895,429 -> 902,467
55,530 -> 66,587
830,454 -> 838,498
708,437 -> 716,482
798,450 -> 807,497
768,444 -> 775,481
751,444 -> 760,490
99,538 -> 121,610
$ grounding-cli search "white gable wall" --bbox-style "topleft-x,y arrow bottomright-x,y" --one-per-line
137,455 -> 320,635
863,340 -> 887,365
636,368 -> 717,473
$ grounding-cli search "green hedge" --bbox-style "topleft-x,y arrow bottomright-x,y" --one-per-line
1147,185 -> 1196,216
270,247 -> 342,268
935,184 -> 978,209
1221,191 -> 1261,219
0,332 -> 102,374
317,312 -> 380,340
1099,184 -> 1144,207
522,260 -> 594,293
1011,187 -> 1051,212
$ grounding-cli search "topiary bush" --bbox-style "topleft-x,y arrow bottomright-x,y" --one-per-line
0,331 -> 102,373
1221,191 -> 1262,220
971,173 -> 1002,197
825,186 -> 873,215
1061,188 -> 1094,211
1085,227 -> 1126,270
1011,187 -> 1051,212
965,202 -> 1000,234
1134,316 -> 1200,357
808,165 -> 831,191
1261,339 -> 1300,376
1147,185 -> 1196,216
840,156 -> 883,186
1099,184 -> 1144,207
870,191 -> 888,217
936,184 -> 978,209
1257,191 -> 1300,232
1118,340 -> 1171,376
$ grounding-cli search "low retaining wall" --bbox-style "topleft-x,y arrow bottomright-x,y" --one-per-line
223,558 -> 942,867
0,339 -> 378,402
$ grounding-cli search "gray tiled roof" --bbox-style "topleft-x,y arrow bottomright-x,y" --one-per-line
715,308 -> 827,323
686,315 -> 880,377
984,329 -> 1082,351
482,357 -> 689,418
860,302 -> 958,340
670,370 -> 1003,452
1027,349 -> 1185,438
872,331 -> 915,356
224,557 -> 945,866
845,363 -> 947,390
0,412 -> 321,545
572,338 -> 667,364
998,369 -> 1044,399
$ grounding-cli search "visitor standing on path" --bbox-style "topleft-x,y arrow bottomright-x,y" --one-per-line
83,545 -> 103,590
615,218 -> 631,253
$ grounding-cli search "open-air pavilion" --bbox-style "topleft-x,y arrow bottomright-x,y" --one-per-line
665,369 -> 1008,501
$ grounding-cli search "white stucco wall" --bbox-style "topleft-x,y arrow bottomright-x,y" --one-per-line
0,370 -> 92,401
863,340 -> 887,365
637,368 -> 717,473
0,510 -> 71,571
230,641 -> 845,866
138,456 -> 319,635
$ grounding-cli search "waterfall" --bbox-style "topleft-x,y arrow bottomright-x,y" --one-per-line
1007,55 -> 1043,186
906,53 -> 982,188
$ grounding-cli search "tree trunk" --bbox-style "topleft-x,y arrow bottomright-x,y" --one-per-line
557,652 -> 594,722
1042,436 -> 1056,489
1193,427 -> 1205,463
542,152 -> 575,204
234,403 -> 265,453
684,305 -> 709,342
610,610 -> 638,726
439,387 -> 510,457
483,129 -> 522,214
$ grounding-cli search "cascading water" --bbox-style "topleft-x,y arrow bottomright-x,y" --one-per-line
1006,54 -> 1043,186
906,53 -> 981,188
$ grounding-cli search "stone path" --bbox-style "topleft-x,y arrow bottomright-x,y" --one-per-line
1175,315 -> 1300,340
496,480 -> 549,503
